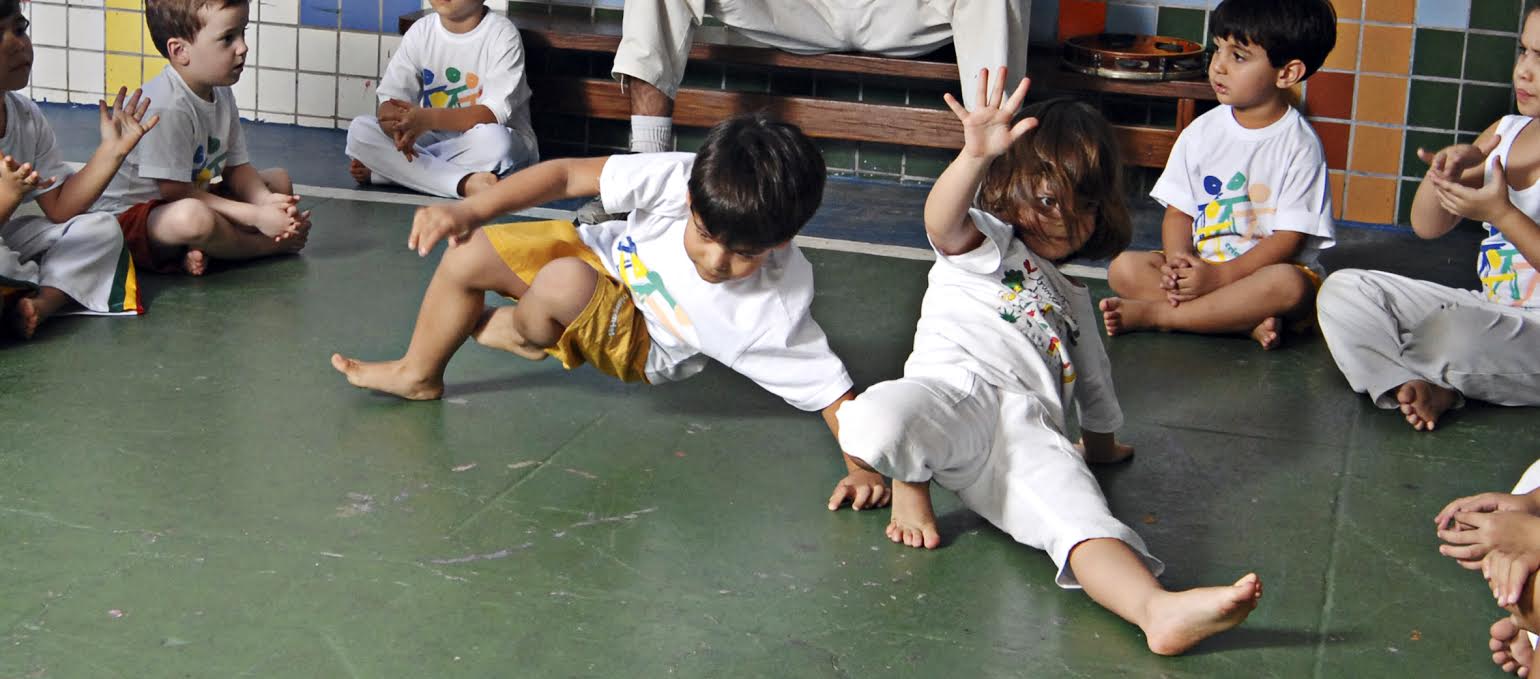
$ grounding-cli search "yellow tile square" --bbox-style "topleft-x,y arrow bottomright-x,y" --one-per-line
142,57 -> 168,83
105,54 -> 144,92
142,22 -> 160,57
105,10 -> 142,54
1324,22 -> 1359,72
105,0 -> 142,9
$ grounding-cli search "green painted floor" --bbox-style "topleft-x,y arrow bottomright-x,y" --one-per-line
2,196 -> 1536,678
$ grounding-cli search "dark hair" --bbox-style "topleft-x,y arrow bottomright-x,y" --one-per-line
1210,0 -> 1337,80
688,114 -> 826,251
977,98 -> 1132,264
0,0 -> 20,23
146,0 -> 249,60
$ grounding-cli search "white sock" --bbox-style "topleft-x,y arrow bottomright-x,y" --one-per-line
630,115 -> 673,153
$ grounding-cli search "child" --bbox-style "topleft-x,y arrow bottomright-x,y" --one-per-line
90,0 -> 310,276
832,69 -> 1260,656
332,114 -> 890,509
1100,0 -> 1338,350
1317,1 -> 1540,432
0,1 -> 158,337
345,0 -> 538,199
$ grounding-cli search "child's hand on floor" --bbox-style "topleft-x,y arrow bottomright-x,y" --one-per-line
945,67 -> 1036,162
1417,134 -> 1499,182
409,202 -> 480,255
1437,492 -> 1540,529
827,468 -> 891,511
1486,548 -> 1540,608
1439,510 -> 1540,569
97,86 -> 160,159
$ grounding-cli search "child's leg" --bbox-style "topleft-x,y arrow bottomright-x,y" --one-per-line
256,167 -> 293,194
469,256 -> 598,360
0,213 -> 126,336
6,286 -> 69,339
1100,263 -> 1314,346
344,118 -> 477,198
145,198 -> 304,272
419,124 -> 536,197
1106,251 -> 1177,302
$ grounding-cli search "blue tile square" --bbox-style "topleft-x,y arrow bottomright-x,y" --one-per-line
1106,3 -> 1158,36
382,0 -> 420,30
1417,0 -> 1471,29
299,0 -> 339,28
1028,0 -> 1057,45
340,0 -> 380,32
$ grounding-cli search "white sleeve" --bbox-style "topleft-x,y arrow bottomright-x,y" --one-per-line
1149,126 -> 1199,217
1067,292 -> 1124,433
23,104 -> 72,201
1269,137 -> 1335,245
600,153 -> 693,219
134,106 -> 199,183
470,22 -> 527,125
933,208 -> 1011,275
376,23 -> 425,104
729,306 -> 854,412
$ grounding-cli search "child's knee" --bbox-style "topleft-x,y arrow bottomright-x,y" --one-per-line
76,213 -> 125,247
153,199 -> 219,243
1106,251 -> 1155,293
1315,269 -> 1370,319
527,257 -> 598,317
345,117 -> 388,151
263,167 -> 293,194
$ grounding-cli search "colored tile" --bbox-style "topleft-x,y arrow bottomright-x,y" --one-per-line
1323,22 -> 1358,72
104,9 -> 140,53
1349,124 -> 1404,175
339,0 -> 380,32
1332,0 -> 1361,21
1366,0 -> 1415,23
1028,0 -> 1058,44
904,147 -> 954,180
299,0 -> 338,28
1344,174 -> 1397,223
1156,7 -> 1206,44
1353,75 -> 1407,125
1313,120 -> 1351,170
858,142 -> 904,176
140,57 -> 166,83
1416,0 -> 1471,29
1305,71 -> 1355,119
104,54 -> 142,91
1412,28 -> 1464,79
1106,3 -> 1157,36
1328,170 -> 1346,220
822,139 -> 857,174
1359,25 -> 1411,75
382,0 -> 421,32
104,0 -> 139,8
1407,79 -> 1459,129
1398,178 -> 1422,225
1460,83 -> 1516,132
1059,0 -> 1107,40
1470,0 -> 1523,32
142,21 -> 157,56
1402,130 -> 1456,178
1466,33 -> 1518,84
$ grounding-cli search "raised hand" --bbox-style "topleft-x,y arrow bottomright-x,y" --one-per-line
98,87 -> 161,158
1417,134 -> 1501,181
408,201 -> 480,256
944,67 -> 1035,161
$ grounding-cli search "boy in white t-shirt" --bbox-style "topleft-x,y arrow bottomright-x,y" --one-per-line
332,115 -> 889,508
0,2 -> 158,337
1101,0 -> 1338,350
91,0 -> 310,276
344,0 -> 538,199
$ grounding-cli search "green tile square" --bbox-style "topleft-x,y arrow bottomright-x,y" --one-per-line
1157,7 -> 1207,44
1407,79 -> 1460,129
1460,83 -> 1516,132
857,142 -> 904,176
722,66 -> 769,93
820,139 -> 857,174
861,83 -> 909,105
674,127 -> 707,153
905,84 -> 952,110
1470,0 -> 1524,32
680,64 -> 724,90
1397,179 -> 1421,226
545,4 -> 590,20
593,8 -> 623,22
1465,33 -> 1517,84
816,76 -> 862,102
1402,130 -> 1455,178
903,147 -> 954,180
1459,131 -> 1482,144
1413,29 -> 1465,79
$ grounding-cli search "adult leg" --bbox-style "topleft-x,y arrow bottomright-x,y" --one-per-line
940,0 -> 1030,110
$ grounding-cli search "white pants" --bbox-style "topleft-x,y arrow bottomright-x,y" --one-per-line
836,369 -> 1162,588
613,0 -> 1030,110
345,117 -> 537,198
1317,269 -> 1540,410
0,213 -> 128,314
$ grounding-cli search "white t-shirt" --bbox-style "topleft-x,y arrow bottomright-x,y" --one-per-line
0,92 -> 72,205
1151,105 -> 1335,270
378,11 -> 534,137
905,209 -> 1123,435
93,66 -> 249,214
1480,115 -> 1540,309
580,152 -> 853,412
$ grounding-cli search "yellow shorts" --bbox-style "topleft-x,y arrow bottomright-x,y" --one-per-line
483,220 -> 651,384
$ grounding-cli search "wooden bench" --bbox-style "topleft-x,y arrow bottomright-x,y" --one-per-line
399,8 -> 1216,168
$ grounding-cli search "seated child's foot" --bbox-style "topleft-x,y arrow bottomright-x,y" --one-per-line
1250,316 -> 1282,350
1142,573 -> 1262,656
1396,380 -> 1458,432
348,159 -> 371,186
1491,615 -> 1535,676
1099,297 -> 1156,336
330,353 -> 445,400
183,249 -> 208,276
5,295 -> 43,339
471,307 -> 549,362
274,226 -> 310,254
459,172 -> 498,197
886,480 -> 940,550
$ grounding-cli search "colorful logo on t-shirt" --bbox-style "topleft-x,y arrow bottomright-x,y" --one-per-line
1479,226 -> 1538,307
616,236 -> 696,343
190,136 -> 227,189
419,67 -> 482,109
1193,171 -> 1277,261
996,257 -> 1079,384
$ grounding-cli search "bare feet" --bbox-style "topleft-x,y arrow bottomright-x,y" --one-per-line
459,172 -> 498,197
886,480 -> 940,549
274,224 -> 310,254
1099,297 -> 1156,336
1142,573 -> 1262,656
1250,316 -> 1282,350
470,306 -> 549,361
183,249 -> 208,276
1491,615 -> 1535,676
5,295 -> 42,339
1396,380 -> 1458,432
348,158 -> 371,186
330,353 -> 445,400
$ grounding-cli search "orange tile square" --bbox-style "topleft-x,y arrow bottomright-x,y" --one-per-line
1313,120 -> 1351,170
1359,25 -> 1410,75
1323,22 -> 1359,72
1329,171 -> 1346,220
1058,0 -> 1106,40
1331,0 -> 1361,21
1349,125 -> 1404,175
1345,175 -> 1397,223
1364,0 -> 1413,23
1353,75 -> 1407,125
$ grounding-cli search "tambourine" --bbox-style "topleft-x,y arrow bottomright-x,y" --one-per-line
1061,33 -> 1207,81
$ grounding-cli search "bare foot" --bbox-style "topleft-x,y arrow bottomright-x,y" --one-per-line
459,172 -> 498,197
348,158 -> 371,186
1250,316 -> 1282,350
274,224 -> 310,254
886,480 -> 940,549
1099,297 -> 1156,336
1491,615 -> 1535,676
1142,573 -> 1262,656
5,295 -> 42,339
183,249 -> 208,276
1077,440 -> 1135,464
470,307 -> 549,361
1396,380 -> 1458,432
330,353 -> 444,400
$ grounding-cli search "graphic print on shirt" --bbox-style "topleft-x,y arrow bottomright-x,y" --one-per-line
1479,228 -> 1538,306
996,258 -> 1080,384
419,68 -> 482,109
615,236 -> 698,345
191,137 -> 227,189
1193,171 -> 1277,261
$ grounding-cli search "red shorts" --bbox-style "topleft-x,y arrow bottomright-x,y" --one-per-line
114,199 -> 184,274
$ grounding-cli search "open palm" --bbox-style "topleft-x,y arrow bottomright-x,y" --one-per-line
99,87 -> 160,157
944,67 -> 1036,160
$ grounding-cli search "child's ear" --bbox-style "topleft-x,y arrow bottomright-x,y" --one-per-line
1276,59 -> 1307,89
165,37 -> 189,66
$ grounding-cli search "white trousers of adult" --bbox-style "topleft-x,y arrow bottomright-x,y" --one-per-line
612,0 -> 1031,110
345,117 -> 537,198
836,369 -> 1163,588
0,213 -> 126,314
1317,269 -> 1540,410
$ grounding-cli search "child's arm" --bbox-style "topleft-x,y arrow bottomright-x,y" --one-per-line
380,100 -> 497,158
1411,124 -> 1500,239
34,88 -> 159,223
155,178 -> 298,237
1164,231 -> 1308,302
823,391 -> 892,511
409,156 -> 609,255
1427,136 -> 1540,269
926,68 -> 1036,256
